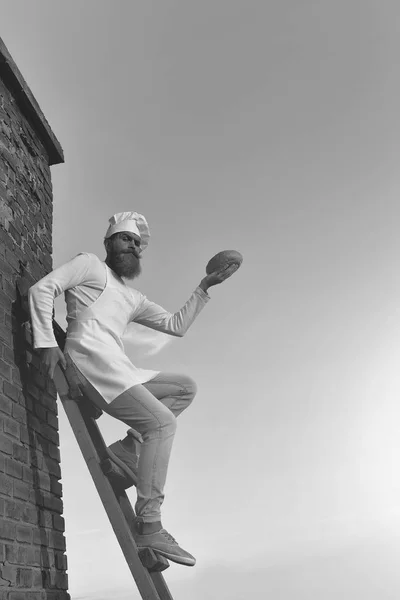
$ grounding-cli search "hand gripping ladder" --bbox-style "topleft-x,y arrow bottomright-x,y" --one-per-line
17,281 -> 175,600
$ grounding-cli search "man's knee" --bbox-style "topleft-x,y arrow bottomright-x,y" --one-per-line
154,406 -> 177,435
179,374 -> 198,403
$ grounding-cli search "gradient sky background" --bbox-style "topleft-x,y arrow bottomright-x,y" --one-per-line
3,1 -> 400,598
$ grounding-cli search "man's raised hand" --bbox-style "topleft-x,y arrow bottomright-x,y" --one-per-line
40,347 -> 67,379
199,263 -> 239,292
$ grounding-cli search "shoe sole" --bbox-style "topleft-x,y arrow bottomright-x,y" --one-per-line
105,447 -> 137,483
137,544 -> 195,567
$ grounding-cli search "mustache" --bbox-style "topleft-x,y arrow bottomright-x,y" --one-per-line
115,250 -> 141,259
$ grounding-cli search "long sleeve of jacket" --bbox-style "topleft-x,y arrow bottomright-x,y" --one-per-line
133,287 -> 210,337
28,254 -> 91,349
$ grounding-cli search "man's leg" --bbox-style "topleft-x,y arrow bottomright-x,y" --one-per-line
110,372 -> 197,515
105,383 -> 178,524
69,360 -> 197,565
103,374 -> 198,566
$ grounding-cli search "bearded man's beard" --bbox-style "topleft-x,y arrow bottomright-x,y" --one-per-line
108,251 -> 142,280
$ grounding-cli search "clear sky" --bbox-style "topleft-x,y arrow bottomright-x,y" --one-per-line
2,1 -> 400,598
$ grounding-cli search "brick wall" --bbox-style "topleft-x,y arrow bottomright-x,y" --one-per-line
0,40 -> 68,600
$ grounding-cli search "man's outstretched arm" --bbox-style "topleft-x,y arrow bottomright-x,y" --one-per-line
133,263 -> 237,336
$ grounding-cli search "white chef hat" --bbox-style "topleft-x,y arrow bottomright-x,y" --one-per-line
105,211 -> 150,250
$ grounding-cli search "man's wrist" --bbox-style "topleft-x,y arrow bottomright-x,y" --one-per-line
198,280 -> 210,294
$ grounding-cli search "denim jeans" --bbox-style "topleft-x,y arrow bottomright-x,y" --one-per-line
70,363 -> 197,523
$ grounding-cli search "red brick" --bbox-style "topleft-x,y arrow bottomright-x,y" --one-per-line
0,519 -> 16,540
41,424 -> 59,446
54,552 -> 67,571
5,247 -> 20,271
12,442 -> 28,463
0,256 -> 14,279
22,465 -> 34,484
12,368 -> 22,387
19,425 -> 31,446
0,393 -> 12,414
34,403 -> 46,421
24,396 -> 33,413
40,549 -> 54,569
43,458 -> 60,480
9,593 -> 45,600
54,572 -> 68,589
5,499 -> 23,520
36,472 -> 51,492
3,278 -> 17,301
25,413 -> 41,433
26,546 -> 41,566
30,451 -> 44,470
5,543 -> 18,563
0,225 -> 14,251
1,562 -> 17,584
12,402 -> 27,424
15,524 -> 33,543
44,592 -> 70,600
0,473 -> 12,495
40,391 -> 57,412
3,380 -> 19,401
0,433 -> 13,454
8,223 -> 21,246
50,478 -> 62,498
52,514 -> 64,532
45,496 -> 63,515
33,527 -> 49,547
26,383 -> 41,401
13,479 -> 30,500
48,531 -> 66,551
21,504 -> 38,526
0,310 -> 12,331
47,444 -> 60,461
16,566 -> 33,587
39,510 -> 52,528
46,411 -> 58,430
3,416 -> 20,438
5,457 -> 23,479
0,358 -> 11,379
32,568 -> 43,587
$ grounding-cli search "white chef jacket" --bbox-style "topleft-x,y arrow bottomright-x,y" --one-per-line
28,253 -> 210,403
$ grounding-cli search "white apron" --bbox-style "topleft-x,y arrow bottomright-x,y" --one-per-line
64,263 -> 159,404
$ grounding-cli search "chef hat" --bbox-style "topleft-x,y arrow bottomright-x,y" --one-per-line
105,211 -> 150,250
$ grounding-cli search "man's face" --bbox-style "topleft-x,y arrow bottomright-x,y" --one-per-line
106,231 -> 142,280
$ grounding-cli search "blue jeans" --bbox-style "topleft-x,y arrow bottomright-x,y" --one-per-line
73,367 -> 197,523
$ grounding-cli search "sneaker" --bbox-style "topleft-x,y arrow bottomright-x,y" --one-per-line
134,527 -> 196,567
106,440 -> 139,480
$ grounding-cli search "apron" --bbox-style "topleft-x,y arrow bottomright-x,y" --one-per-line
64,263 -> 159,404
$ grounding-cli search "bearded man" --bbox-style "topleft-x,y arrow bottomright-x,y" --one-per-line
28,211 -> 235,567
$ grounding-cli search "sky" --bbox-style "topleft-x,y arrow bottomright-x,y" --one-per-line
2,1 -> 400,598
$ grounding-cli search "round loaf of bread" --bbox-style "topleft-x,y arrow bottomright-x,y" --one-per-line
206,250 -> 243,275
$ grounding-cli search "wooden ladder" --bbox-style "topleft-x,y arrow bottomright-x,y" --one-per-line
19,296 -> 175,600
53,357 -> 174,600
